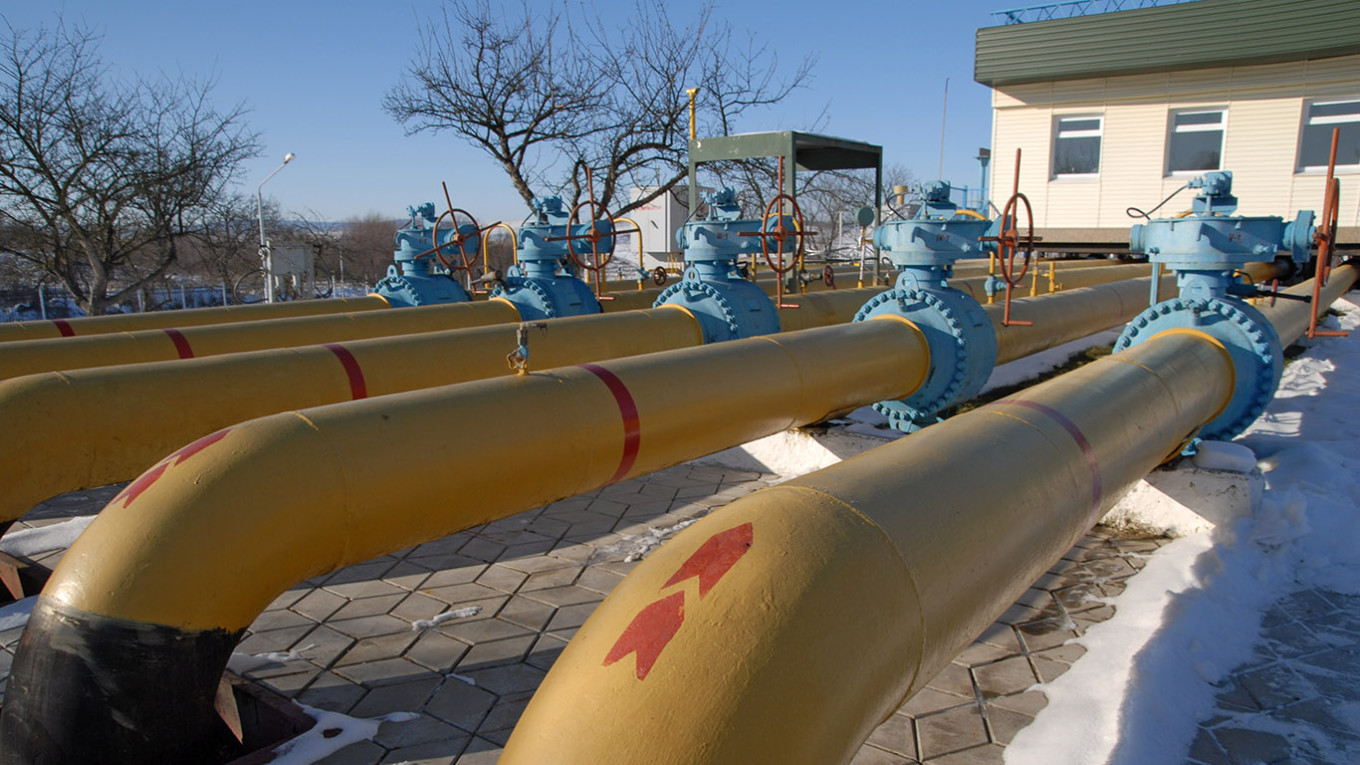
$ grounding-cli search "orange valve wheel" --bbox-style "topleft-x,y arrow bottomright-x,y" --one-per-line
993,192 -> 1036,289
822,264 -> 836,288
428,207 -> 481,273
564,198 -> 616,273
652,266 -> 668,286
753,193 -> 808,275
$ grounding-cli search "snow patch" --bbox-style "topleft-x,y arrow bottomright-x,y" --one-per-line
412,606 -> 482,630
266,705 -> 419,765
0,516 -> 96,557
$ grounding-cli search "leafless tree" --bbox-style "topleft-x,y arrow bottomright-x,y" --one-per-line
384,0 -> 812,218
335,212 -> 399,287
0,18 -> 258,315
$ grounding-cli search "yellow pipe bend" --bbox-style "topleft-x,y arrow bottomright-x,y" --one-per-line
501,330 -> 1240,764
0,295 -> 392,343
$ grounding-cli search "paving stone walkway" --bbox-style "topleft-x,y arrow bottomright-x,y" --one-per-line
0,465 -> 1164,765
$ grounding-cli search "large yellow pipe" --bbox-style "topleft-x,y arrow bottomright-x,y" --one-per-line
0,308 -> 703,526
500,330 -> 1237,764
0,318 -> 931,763
498,267 -> 1355,764
0,287 -> 669,382
0,295 -> 392,343
0,275 -> 1169,528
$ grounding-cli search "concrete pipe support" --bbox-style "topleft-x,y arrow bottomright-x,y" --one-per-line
0,317 -> 931,764
0,295 -> 392,343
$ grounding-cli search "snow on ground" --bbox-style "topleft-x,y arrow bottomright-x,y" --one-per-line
0,516 -> 96,558
1006,298 -> 1360,765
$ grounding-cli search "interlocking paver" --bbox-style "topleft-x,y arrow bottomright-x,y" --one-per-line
0,462 -> 1180,764
917,705 -> 989,759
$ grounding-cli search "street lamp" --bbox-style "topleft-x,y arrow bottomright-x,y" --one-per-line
256,152 -> 296,303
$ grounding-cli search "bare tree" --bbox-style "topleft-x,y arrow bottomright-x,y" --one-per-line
0,18 -> 259,315
384,0 -> 812,217
335,212 -> 398,287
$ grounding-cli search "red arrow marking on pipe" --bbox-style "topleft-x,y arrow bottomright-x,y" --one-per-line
324,343 -> 368,400
999,399 -> 1102,519
110,428 -> 232,509
579,363 -> 640,484
162,328 -> 194,358
52,319 -> 75,337
663,522 -> 753,598
602,591 -> 684,680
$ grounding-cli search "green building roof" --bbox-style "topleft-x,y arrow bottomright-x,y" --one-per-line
975,0 -> 1360,87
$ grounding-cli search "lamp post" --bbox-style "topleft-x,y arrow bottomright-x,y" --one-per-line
256,152 -> 296,303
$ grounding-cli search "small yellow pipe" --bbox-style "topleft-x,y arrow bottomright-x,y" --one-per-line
501,329 -> 1238,764
613,216 -> 645,291
0,295 -> 391,343
482,221 -> 519,270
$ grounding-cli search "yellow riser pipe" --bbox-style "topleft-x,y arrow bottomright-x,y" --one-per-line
0,287 -> 668,382
497,267 -> 1355,764
500,330 -> 1238,764
0,295 -> 392,343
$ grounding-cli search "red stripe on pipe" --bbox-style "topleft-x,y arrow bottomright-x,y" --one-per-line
162,328 -> 194,359
1000,399 -> 1102,520
324,343 -> 368,400
52,319 -> 75,337
580,363 -> 641,485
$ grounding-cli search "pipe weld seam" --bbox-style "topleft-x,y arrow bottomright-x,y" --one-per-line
993,400 -> 1103,522
774,483 -> 927,713
578,363 -> 641,484
162,328 -> 195,359
324,343 -> 369,400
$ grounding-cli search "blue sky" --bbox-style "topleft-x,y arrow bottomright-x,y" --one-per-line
7,0 -> 1014,223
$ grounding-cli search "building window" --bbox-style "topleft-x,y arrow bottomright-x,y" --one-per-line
1299,99 -> 1360,171
1167,110 -> 1225,174
1052,116 -> 1102,177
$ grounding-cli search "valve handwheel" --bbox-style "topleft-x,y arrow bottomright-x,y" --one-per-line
991,192 -> 1036,288
429,207 -> 481,272
822,264 -> 836,288
565,198 -> 617,273
755,193 -> 808,275
652,266 -> 668,286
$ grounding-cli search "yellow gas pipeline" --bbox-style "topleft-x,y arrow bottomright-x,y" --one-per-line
0,317 -> 932,763
0,295 -> 392,343
498,266 -> 1355,764
0,275 -> 1170,528
0,288 -> 674,382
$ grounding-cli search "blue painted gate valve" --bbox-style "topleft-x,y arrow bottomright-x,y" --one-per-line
854,181 -> 999,432
1117,171 -> 1316,439
652,188 -> 791,343
373,202 -> 475,307
491,196 -> 612,321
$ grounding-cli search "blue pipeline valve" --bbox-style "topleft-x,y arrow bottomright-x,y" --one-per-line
1117,171 -> 1314,439
855,181 -> 998,432
652,188 -> 787,343
491,196 -> 609,321
373,202 -> 474,307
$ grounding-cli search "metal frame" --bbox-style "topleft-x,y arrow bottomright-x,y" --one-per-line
686,131 -> 886,285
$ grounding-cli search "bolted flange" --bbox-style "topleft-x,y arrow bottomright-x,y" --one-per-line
652,267 -> 779,343
1115,297 -> 1282,440
853,282 -> 997,432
